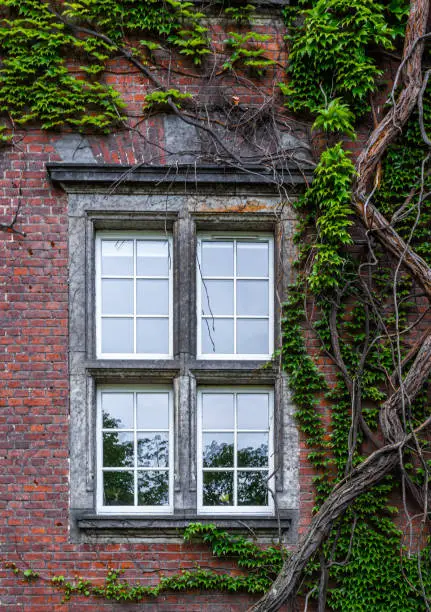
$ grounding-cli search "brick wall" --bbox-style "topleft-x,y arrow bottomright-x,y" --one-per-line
2,10 -> 318,608
0,8 -> 413,611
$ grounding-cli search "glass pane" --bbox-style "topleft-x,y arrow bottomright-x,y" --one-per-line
103,471 -> 134,506
237,433 -> 268,467
103,432 -> 134,468
101,318 -> 133,353
201,318 -> 234,354
137,393 -> 169,429
102,392 -> 134,429
102,279 -> 133,315
137,433 -> 169,467
137,471 -> 169,505
201,241 -> 233,277
237,280 -> 268,316
201,280 -> 234,316
137,279 -> 169,315
236,319 -> 269,355
137,240 -> 169,276
238,471 -> 268,506
237,242 -> 269,278
202,393 -> 234,429
101,240 -> 133,276
136,318 -> 169,354
203,471 -> 233,506
237,393 -> 269,430
203,433 -> 234,468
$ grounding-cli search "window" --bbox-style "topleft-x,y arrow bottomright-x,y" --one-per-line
56,165 -> 301,536
96,232 -> 173,359
197,235 -> 274,359
197,388 -> 274,514
97,386 -> 173,514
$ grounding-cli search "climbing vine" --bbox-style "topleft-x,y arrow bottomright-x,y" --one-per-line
2,0 -> 431,610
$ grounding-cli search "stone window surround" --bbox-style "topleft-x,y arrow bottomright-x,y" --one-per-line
47,163 -> 311,542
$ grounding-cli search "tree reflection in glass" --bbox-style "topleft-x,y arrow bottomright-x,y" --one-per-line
200,391 -> 271,509
101,390 -> 171,508
238,471 -> 268,505
103,471 -> 134,506
203,434 -> 233,468
203,472 -> 234,506
138,471 -> 169,505
103,431 -> 134,467
237,433 -> 268,468
137,433 -> 169,467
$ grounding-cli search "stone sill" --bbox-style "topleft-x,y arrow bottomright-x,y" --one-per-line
76,513 -> 295,543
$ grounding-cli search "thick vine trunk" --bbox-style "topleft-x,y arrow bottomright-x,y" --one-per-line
250,2 -> 431,609
250,335 -> 431,612
353,0 -> 431,299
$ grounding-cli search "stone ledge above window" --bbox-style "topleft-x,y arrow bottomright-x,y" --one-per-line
85,361 -> 278,385
47,163 -> 313,195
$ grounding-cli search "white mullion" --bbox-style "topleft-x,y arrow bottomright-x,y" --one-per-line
133,239 -> 137,355
233,240 -> 237,355
197,390 -> 203,509
169,236 -> 173,358
233,392 -> 238,506
133,391 -> 138,506
96,238 -> 102,358
197,239 -> 202,357
268,239 -> 274,356
102,275 -> 134,280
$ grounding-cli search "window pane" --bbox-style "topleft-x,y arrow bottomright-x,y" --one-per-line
137,279 -> 169,315
202,393 -> 234,429
238,471 -> 268,506
203,433 -> 234,468
101,240 -> 133,276
102,318 -> 133,353
103,432 -> 134,468
136,318 -> 169,354
102,392 -> 134,429
137,393 -> 169,429
201,241 -> 233,277
201,318 -> 234,354
236,319 -> 269,354
237,394 -> 269,430
237,280 -> 268,316
102,279 -> 133,315
137,240 -> 169,276
201,280 -> 234,316
137,471 -> 169,506
103,471 -> 134,506
237,242 -> 268,278
203,472 -> 233,506
237,433 -> 268,467
137,433 -> 169,467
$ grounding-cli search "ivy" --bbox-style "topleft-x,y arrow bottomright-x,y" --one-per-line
223,31 -> 275,74
2,0 -> 431,609
297,143 -> 356,294
281,0 -> 408,119
6,524 -> 284,602
0,0 -> 126,131
143,89 -> 193,111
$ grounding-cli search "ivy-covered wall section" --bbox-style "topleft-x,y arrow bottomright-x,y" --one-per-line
1,0 -> 430,610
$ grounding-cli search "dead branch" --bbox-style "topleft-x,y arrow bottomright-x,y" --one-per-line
353,0 -> 431,299
250,333 -> 431,612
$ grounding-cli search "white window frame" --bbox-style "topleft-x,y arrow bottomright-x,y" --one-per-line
197,387 -> 274,515
96,385 -> 174,515
95,231 -> 173,359
196,233 -> 274,360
